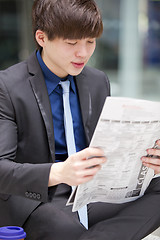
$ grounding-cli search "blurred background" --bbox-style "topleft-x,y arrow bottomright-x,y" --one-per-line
0,0 -> 160,100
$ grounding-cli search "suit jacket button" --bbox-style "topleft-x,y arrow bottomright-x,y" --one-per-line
29,192 -> 33,198
25,192 -> 29,198
37,194 -> 41,200
33,193 -> 37,199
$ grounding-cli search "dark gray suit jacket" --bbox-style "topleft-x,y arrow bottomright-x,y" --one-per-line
0,51 -> 110,227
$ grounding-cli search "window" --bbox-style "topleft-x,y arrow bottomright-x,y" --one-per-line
1,0 -> 160,101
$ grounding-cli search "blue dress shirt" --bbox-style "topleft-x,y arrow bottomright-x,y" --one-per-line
36,50 -> 87,162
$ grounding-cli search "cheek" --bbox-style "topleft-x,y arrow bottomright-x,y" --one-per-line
62,52 -> 74,64
89,44 -> 96,56
88,48 -> 95,58
55,50 -> 69,63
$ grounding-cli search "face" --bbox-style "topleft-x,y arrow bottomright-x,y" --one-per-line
36,32 -> 96,78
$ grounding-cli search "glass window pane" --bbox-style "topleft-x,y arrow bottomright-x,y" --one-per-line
1,0 -> 160,101
94,0 -> 160,100
0,0 -> 33,69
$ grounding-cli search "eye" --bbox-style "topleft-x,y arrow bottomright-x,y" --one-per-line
88,40 -> 95,44
66,41 -> 77,46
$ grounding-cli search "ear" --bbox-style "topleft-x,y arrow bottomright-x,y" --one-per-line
35,30 -> 47,48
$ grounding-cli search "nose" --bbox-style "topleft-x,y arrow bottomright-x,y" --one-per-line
75,45 -> 88,58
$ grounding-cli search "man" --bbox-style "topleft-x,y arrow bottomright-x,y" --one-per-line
0,0 -> 160,239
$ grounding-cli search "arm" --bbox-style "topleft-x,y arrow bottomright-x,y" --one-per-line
0,77 -> 52,202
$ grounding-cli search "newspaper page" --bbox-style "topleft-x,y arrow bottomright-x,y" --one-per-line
67,97 -> 160,212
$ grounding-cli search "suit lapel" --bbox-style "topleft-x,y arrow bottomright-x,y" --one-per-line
27,52 -> 55,162
75,72 -> 91,144
27,52 -> 92,155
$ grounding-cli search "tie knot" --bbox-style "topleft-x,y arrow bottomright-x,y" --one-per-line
60,80 -> 70,93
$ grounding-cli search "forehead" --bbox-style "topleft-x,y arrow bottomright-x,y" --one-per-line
52,37 -> 96,42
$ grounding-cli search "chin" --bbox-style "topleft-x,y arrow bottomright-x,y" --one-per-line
70,68 -> 84,76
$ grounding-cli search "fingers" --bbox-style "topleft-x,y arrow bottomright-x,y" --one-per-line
141,156 -> 160,166
77,147 -> 105,160
82,155 -> 106,169
75,164 -> 101,178
146,148 -> 160,157
75,175 -> 96,185
63,147 -> 106,186
141,140 -> 160,174
71,147 -> 106,170
141,159 -> 160,175
49,147 -> 107,187
73,165 -> 102,185
156,139 -> 160,147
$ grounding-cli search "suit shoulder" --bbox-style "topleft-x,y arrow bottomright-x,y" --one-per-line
83,65 -> 106,78
0,51 -> 38,84
82,66 -> 110,89
0,60 -> 28,85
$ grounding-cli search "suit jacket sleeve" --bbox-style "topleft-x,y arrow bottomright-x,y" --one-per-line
0,74 -> 52,203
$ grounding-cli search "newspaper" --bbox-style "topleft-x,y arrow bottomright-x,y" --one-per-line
67,97 -> 160,212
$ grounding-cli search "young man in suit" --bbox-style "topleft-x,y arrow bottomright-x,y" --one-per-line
1,0 -> 160,239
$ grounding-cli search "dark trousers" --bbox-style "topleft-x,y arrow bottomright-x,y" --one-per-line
23,177 -> 160,240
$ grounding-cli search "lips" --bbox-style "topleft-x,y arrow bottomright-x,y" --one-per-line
72,62 -> 85,68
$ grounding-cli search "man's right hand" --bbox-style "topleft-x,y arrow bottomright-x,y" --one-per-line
48,147 -> 106,187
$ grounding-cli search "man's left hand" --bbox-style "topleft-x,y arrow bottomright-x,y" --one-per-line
141,140 -> 160,174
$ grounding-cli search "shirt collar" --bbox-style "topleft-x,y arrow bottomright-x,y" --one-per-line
36,50 -> 76,95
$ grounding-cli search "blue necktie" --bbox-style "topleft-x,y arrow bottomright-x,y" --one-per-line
60,80 -> 88,229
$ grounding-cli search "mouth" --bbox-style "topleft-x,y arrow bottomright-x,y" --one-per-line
71,62 -> 85,69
